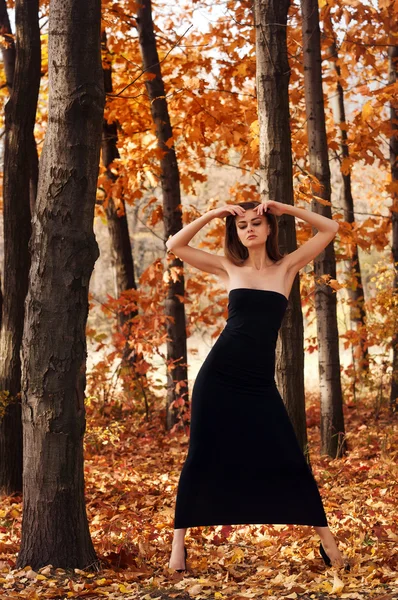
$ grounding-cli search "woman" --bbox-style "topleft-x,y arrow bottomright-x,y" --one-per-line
166,199 -> 350,572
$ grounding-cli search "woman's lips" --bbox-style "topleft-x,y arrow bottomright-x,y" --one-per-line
247,235 -> 256,239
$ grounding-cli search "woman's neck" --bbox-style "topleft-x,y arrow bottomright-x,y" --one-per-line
244,249 -> 274,270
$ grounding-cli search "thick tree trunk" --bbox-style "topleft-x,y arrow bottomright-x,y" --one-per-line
0,0 -> 41,496
136,0 -> 188,431
17,0 -> 104,570
389,42 -> 398,415
300,0 -> 347,457
323,17 -> 369,376
253,0 -> 310,461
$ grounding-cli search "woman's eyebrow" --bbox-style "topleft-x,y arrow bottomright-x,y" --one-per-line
237,217 -> 262,224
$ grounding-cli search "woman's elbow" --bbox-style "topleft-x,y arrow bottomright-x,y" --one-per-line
165,236 -> 175,251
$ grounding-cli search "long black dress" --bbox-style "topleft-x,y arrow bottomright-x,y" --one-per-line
173,288 -> 328,529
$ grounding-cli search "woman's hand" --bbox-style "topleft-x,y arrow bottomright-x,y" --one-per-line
254,200 -> 287,217
211,204 -> 246,219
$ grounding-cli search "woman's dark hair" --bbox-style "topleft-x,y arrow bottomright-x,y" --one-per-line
224,200 -> 285,265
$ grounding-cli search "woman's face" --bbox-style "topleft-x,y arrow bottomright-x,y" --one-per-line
235,209 -> 270,248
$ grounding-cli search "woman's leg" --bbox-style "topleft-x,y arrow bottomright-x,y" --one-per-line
314,525 -> 349,568
168,527 -> 188,570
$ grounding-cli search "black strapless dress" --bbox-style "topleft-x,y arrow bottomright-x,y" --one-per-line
173,288 -> 328,528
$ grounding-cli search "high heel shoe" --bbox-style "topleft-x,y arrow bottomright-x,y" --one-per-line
176,546 -> 188,572
169,545 -> 188,572
319,542 -> 350,572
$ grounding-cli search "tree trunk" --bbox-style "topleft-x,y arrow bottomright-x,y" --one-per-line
136,0 -> 188,431
101,32 -> 148,401
389,41 -> 398,415
0,0 -> 41,496
0,0 -> 39,212
17,0 -> 104,570
300,0 -> 347,457
253,0 -> 310,461
323,15 -> 369,377
101,33 -> 137,315
0,0 -> 15,375
0,0 -> 16,89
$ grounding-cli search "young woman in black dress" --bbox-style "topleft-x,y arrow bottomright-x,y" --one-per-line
166,199 -> 350,572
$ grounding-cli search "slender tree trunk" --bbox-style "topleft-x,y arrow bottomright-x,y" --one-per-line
323,16 -> 369,376
389,41 -> 398,415
0,0 -> 41,496
0,0 -> 39,212
136,0 -> 188,431
17,0 -> 104,570
300,0 -> 347,457
101,33 -> 137,318
101,32 -> 148,400
0,0 -> 14,343
253,0 -> 310,461
0,0 -> 15,89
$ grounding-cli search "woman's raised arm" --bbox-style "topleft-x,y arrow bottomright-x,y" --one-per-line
166,205 -> 245,276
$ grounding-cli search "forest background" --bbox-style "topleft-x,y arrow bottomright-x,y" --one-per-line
0,0 -> 397,598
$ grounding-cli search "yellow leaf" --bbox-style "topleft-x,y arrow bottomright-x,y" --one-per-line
249,120 -> 259,134
229,547 -> 245,563
331,572 -> 345,594
319,0 -> 328,6
143,71 -> 157,81
362,100 -> 373,120
234,63 -> 247,77
188,584 -> 203,596
341,156 -> 352,176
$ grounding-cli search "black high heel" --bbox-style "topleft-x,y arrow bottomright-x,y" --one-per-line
170,545 -> 188,573
319,542 -> 350,572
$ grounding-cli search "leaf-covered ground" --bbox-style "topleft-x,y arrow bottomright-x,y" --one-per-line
0,393 -> 397,600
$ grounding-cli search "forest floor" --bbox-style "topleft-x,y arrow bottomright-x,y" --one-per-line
0,390 -> 397,600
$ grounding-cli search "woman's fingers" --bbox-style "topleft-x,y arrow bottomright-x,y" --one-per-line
256,203 -> 267,214
231,206 -> 245,216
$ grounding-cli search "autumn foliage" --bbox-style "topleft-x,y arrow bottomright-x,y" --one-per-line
0,0 -> 398,596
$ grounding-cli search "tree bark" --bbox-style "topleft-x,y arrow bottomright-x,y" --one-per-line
323,15 -> 369,377
389,41 -> 398,415
0,0 -> 41,496
17,0 -> 104,570
136,0 -> 188,431
300,0 -> 347,457
253,0 -> 310,461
